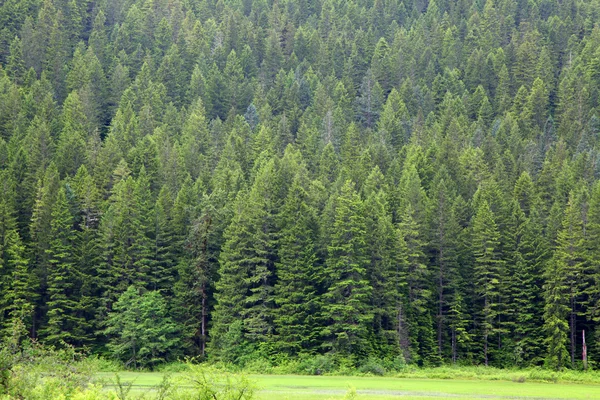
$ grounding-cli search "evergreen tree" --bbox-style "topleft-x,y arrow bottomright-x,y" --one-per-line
356,69 -> 384,129
152,186 -> 177,293
543,258 -> 570,370
42,186 -> 87,346
3,230 -> 36,339
322,180 -> 373,355
363,167 -> 406,356
472,199 -> 503,366
428,173 -> 460,360
274,173 -> 320,354
399,202 -> 436,365
552,191 -> 588,367
56,91 -> 88,177
211,160 -> 281,357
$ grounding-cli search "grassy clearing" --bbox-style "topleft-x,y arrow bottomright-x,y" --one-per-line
96,372 -> 600,399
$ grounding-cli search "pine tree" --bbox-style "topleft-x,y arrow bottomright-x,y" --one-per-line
0,170 -> 18,329
152,186 -> 177,295
472,199 -> 503,366
428,172 -> 460,360
543,258 -> 570,370
131,167 -> 155,288
0,172 -> 37,338
378,88 -> 410,149
211,160 -> 281,357
42,185 -> 87,346
399,202 -> 436,365
56,91 -> 88,177
274,173 -> 320,355
356,69 -> 384,129
29,162 -> 60,337
506,173 -> 548,365
99,169 -> 151,306
6,36 -> 25,84
588,182 -> 600,328
3,230 -> 36,339
71,165 -> 101,340
322,180 -> 373,355
553,191 -> 588,367
363,167 -> 406,356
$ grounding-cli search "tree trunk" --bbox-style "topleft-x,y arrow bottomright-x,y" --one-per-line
570,295 -> 576,368
201,283 -> 207,357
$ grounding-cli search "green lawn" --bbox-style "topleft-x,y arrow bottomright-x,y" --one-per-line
96,372 -> 600,399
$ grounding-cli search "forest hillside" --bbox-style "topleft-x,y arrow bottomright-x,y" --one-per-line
0,0 -> 600,370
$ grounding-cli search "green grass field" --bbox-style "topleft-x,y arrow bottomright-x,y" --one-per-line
96,372 -> 600,399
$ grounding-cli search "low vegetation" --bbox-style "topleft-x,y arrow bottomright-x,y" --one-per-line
3,336 -> 600,400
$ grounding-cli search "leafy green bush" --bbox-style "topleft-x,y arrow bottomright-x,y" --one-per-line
104,286 -> 180,370
296,354 -> 337,375
174,365 -> 256,400
358,358 -> 386,376
0,338 -> 98,399
157,361 -> 191,373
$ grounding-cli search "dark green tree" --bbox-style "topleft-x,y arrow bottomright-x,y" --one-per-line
472,199 -> 503,366
104,286 -> 180,369
322,180 -> 373,356
274,173 -> 320,355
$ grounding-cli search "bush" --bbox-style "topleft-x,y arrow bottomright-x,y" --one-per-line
0,338 -> 97,399
178,365 -> 256,400
157,361 -> 191,373
240,357 -> 274,374
297,354 -> 336,375
104,286 -> 180,370
358,358 -> 386,376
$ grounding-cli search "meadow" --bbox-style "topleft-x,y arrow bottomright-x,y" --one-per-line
98,371 -> 600,400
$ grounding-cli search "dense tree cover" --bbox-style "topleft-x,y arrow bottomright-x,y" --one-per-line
1,0 -> 600,370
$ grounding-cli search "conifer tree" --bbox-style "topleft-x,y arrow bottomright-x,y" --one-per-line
131,167 -> 155,288
104,286 -> 180,369
211,160 -> 281,357
363,167 -> 406,355
56,91 -> 88,177
3,230 -> 36,339
274,173 -> 320,354
322,180 -> 373,355
153,186 -> 177,294
42,186 -> 87,346
99,171 -> 148,306
399,202 -> 436,365
588,182 -> 600,328
543,258 -> 570,370
553,191 -> 588,367
71,165 -> 101,337
506,173 -> 548,364
428,172 -> 460,360
472,199 -> 503,366
356,69 -> 384,129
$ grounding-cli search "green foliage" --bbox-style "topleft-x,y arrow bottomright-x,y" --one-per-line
0,337 -> 97,399
180,365 -> 256,400
322,180 -> 372,356
1,0 -> 600,372
104,286 -> 180,369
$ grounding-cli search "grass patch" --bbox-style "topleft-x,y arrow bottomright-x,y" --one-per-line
95,371 -> 600,399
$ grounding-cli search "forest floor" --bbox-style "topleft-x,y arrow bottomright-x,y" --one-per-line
96,372 -> 600,399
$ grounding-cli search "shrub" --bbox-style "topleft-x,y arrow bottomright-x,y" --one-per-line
180,365 -> 256,400
358,358 -> 386,376
103,286 -> 180,370
0,338 -> 97,399
297,354 -> 336,375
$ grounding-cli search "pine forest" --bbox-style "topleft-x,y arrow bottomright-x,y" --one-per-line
1,0 -> 600,371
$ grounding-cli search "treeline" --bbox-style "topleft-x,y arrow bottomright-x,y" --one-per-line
1,0 -> 600,370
